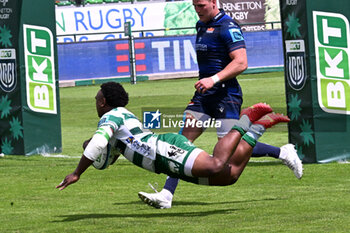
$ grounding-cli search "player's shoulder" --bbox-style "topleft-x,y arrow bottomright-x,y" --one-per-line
219,15 -> 241,29
99,107 -> 132,126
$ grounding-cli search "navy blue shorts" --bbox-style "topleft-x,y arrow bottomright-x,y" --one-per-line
185,92 -> 242,119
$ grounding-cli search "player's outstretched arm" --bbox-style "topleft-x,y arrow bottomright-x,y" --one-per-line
56,155 -> 93,190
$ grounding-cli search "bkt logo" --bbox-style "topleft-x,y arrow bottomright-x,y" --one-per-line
23,24 -> 57,114
313,11 -> 350,114
0,49 -> 16,92
313,11 -> 350,115
143,110 -> 161,129
285,40 -> 307,90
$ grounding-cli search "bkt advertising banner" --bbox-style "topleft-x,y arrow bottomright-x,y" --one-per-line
0,0 -> 61,155
280,0 -> 350,163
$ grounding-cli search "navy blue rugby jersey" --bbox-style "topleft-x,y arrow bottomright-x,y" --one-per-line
195,9 -> 246,96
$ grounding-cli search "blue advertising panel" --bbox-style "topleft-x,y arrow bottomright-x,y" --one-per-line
245,30 -> 284,68
57,31 -> 283,81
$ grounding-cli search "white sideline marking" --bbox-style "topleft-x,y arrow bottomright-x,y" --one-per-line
41,154 -> 81,158
40,154 -> 127,160
248,160 -> 280,164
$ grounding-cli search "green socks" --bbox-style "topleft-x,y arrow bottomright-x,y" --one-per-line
243,124 -> 266,147
232,119 -> 266,147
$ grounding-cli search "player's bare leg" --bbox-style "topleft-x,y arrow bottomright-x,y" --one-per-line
191,103 -> 274,178
191,129 -> 242,177
205,112 -> 290,186
205,140 -> 253,186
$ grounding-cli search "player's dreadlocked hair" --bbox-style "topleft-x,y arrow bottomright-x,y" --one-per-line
100,82 -> 129,107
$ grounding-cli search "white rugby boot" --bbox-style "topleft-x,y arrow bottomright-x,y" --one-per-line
279,144 -> 303,179
138,184 -> 172,209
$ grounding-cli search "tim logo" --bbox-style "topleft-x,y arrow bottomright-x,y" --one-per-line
313,11 -> 350,114
143,110 -> 161,129
115,42 -> 146,73
23,24 -> 57,114
0,49 -> 16,92
285,40 -> 307,90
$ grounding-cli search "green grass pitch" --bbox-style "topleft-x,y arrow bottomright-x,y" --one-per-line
1,72 -> 350,232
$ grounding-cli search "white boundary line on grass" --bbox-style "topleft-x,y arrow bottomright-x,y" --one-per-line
39,154 -> 128,160
40,154 -> 81,158
248,160 -> 280,163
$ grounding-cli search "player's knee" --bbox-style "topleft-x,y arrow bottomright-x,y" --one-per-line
218,177 -> 238,186
207,158 -> 225,175
229,170 -> 243,185
225,164 -> 240,185
228,177 -> 238,185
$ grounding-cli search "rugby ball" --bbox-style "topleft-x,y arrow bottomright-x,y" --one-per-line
92,144 -> 119,170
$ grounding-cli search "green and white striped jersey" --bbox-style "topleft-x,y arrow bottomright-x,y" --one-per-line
94,107 -> 156,172
84,107 -> 201,183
